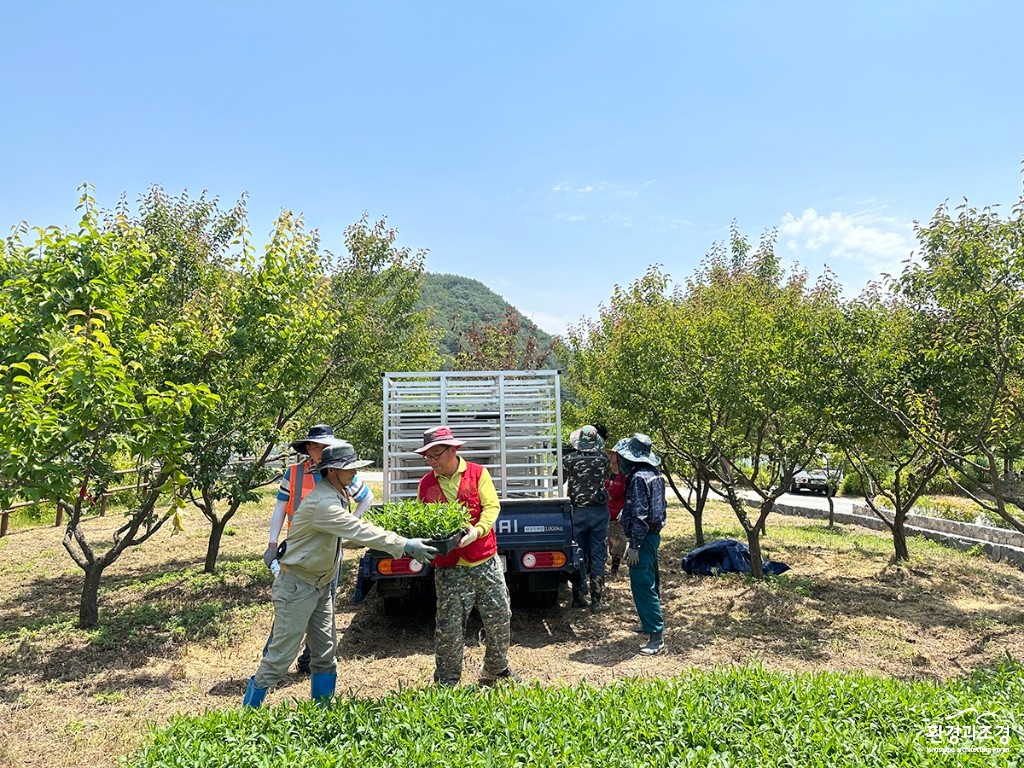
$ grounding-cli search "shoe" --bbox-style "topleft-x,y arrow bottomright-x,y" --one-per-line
480,668 -> 521,687
640,631 -> 665,655
590,576 -> 610,613
570,584 -> 590,609
296,645 -> 311,675
242,676 -> 268,708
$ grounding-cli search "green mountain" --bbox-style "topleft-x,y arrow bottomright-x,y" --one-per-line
417,273 -> 558,366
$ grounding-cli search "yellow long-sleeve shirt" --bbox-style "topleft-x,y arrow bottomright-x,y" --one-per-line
432,456 -> 501,566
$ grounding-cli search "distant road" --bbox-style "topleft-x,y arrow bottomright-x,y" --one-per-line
363,471 -> 858,518
709,489 -> 859,516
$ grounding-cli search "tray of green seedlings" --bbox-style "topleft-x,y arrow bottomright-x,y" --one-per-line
366,499 -> 471,554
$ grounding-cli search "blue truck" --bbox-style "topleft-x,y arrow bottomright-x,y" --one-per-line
352,370 -> 585,611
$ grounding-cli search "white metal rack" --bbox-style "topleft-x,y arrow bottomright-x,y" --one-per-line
382,370 -> 563,501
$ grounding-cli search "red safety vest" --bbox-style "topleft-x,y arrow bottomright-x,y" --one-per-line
606,472 -> 627,520
419,461 -> 497,568
285,460 -> 317,531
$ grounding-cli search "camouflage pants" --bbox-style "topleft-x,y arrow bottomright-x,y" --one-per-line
433,555 -> 511,686
608,517 -> 628,567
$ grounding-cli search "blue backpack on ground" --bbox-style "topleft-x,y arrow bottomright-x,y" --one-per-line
680,538 -> 790,576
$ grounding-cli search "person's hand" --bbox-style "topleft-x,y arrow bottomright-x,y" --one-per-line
404,538 -> 439,564
460,525 -> 480,547
263,543 -> 279,570
624,547 -> 640,568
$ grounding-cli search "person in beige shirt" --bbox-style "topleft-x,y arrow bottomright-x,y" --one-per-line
243,443 -> 438,707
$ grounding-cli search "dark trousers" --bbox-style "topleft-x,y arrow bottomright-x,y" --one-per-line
573,504 -> 609,577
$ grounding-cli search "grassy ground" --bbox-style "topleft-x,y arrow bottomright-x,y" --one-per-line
1,488 -> 1023,767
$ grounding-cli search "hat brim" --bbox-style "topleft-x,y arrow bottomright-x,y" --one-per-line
413,438 -> 466,455
615,449 -> 661,467
291,436 -> 344,453
317,458 -> 373,472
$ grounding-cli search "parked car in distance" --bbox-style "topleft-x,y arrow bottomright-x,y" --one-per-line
790,467 -> 838,496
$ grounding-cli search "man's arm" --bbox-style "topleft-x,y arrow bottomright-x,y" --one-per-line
268,466 -> 293,544
623,476 -> 652,550
347,476 -> 373,519
313,499 -> 408,559
474,466 -> 501,535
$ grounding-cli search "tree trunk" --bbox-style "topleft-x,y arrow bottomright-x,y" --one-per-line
827,494 -> 835,528
746,527 -> 764,579
204,518 -> 227,574
79,563 -> 104,629
891,517 -> 910,562
692,509 -> 705,547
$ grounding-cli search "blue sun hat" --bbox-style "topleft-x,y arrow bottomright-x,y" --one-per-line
570,425 -> 605,451
613,433 -> 661,467
290,424 -> 344,454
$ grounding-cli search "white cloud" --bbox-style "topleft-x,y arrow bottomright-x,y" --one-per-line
550,180 -> 654,197
552,182 -> 606,194
778,208 -> 916,283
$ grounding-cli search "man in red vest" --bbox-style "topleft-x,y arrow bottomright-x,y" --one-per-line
415,425 -> 518,687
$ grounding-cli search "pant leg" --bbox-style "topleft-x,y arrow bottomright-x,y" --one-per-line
305,581 -> 337,675
575,506 -> 608,576
472,556 -> 512,679
254,571 -> 320,689
572,508 -> 593,576
587,507 -> 609,576
628,532 -> 664,634
608,518 -> 627,563
433,566 -> 472,686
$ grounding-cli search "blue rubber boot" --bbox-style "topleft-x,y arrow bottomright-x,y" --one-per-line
242,676 -> 268,708
310,672 -> 337,705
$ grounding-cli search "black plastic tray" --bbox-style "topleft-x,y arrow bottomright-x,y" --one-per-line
425,530 -> 465,555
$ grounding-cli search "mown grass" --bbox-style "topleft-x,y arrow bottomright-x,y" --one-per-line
126,662 -> 1023,767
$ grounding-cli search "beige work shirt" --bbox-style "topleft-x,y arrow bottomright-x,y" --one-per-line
279,480 -> 407,587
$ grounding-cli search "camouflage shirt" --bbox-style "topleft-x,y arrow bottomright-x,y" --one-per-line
562,449 -> 610,508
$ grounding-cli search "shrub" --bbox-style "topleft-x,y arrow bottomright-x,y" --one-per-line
365,499 -> 470,539
840,471 -> 870,496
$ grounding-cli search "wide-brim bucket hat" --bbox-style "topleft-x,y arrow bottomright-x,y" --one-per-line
315,441 -> 373,472
290,423 -> 344,453
413,425 -> 466,455
570,425 -> 605,451
613,433 -> 661,467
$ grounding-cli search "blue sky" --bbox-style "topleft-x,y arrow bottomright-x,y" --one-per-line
3,2 -> 1022,336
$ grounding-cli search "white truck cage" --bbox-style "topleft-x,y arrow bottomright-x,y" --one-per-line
382,370 -> 564,501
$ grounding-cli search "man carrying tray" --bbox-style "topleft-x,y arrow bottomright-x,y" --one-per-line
416,425 -> 519,687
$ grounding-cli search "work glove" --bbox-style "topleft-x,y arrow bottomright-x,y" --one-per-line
460,524 -> 480,547
263,543 -> 279,570
624,547 -> 640,568
403,538 -> 439,564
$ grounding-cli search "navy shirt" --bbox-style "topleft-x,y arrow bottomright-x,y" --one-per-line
620,466 -> 666,549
